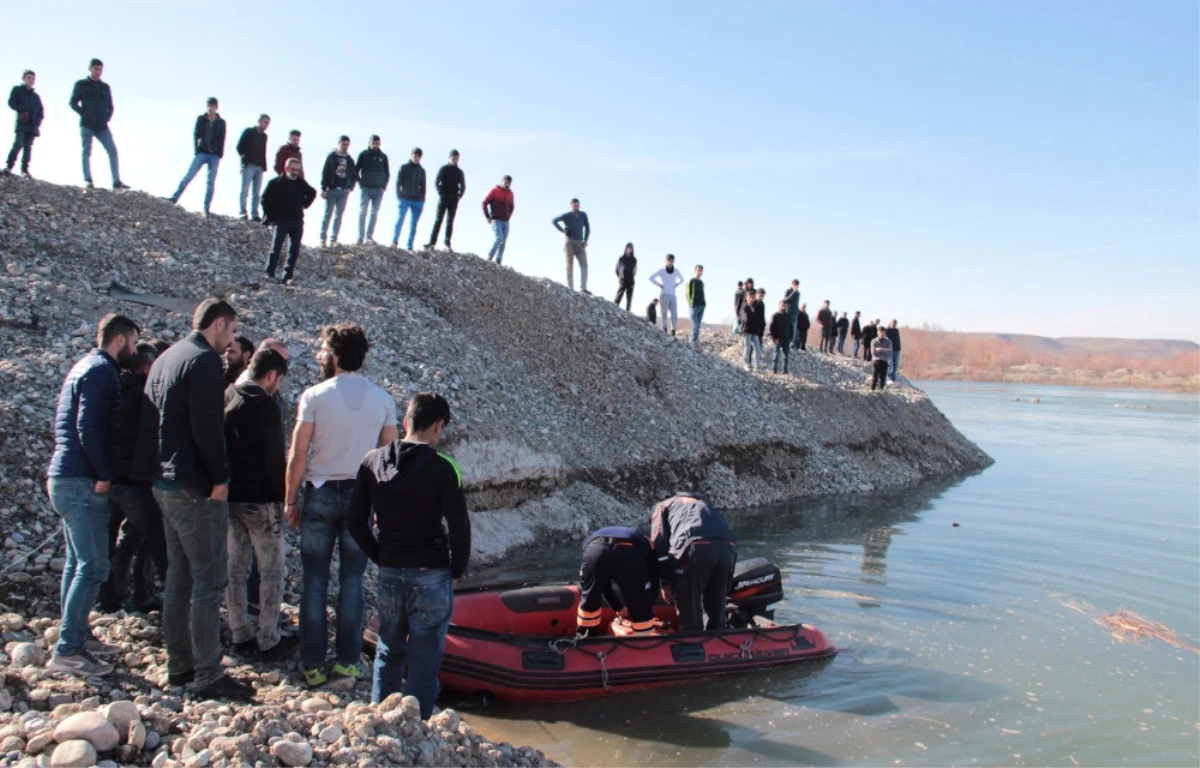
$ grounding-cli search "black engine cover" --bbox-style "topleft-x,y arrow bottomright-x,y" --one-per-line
728,557 -> 783,617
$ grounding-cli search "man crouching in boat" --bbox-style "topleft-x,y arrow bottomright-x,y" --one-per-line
347,393 -> 471,720
650,492 -> 737,631
575,527 -> 659,637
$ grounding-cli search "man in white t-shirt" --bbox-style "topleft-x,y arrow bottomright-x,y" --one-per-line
284,323 -> 398,688
648,253 -> 685,336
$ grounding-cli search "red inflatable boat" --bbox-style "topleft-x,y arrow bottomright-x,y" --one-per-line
440,558 -> 837,703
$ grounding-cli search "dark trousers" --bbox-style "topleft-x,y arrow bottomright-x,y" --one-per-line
578,538 -> 655,634
670,539 -> 736,631
614,282 -> 635,311
820,330 -> 835,353
5,132 -> 34,172
266,220 -> 303,279
98,484 -> 167,609
871,359 -> 889,390
796,328 -> 808,351
427,196 -> 459,246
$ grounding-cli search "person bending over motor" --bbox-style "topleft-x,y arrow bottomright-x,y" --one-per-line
576,526 -> 659,638
650,492 -> 737,631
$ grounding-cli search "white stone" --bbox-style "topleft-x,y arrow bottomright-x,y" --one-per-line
53,711 -> 119,752
9,644 -> 43,668
101,700 -> 139,734
271,739 -> 313,767
48,740 -> 95,768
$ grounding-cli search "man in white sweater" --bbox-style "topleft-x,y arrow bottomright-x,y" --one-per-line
648,254 -> 685,336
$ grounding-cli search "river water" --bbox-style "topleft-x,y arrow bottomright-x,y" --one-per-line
455,382 -> 1200,767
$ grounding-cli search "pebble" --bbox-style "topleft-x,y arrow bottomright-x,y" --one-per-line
53,711 -> 119,752
271,738 -> 313,767
47,739 -> 95,768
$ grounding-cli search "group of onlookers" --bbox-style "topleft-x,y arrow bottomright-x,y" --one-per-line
45,302 -> 470,718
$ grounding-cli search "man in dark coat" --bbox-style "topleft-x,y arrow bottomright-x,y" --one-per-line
615,243 -> 637,311
69,59 -> 128,189
886,320 -> 902,381
236,114 -> 270,220
816,301 -> 834,353
5,69 -> 43,177
650,492 -> 736,632
391,148 -> 426,250
355,135 -> 390,245
425,149 -> 465,251
795,302 -> 811,351
168,97 -> 226,216
850,311 -> 863,358
861,319 -> 877,361
262,158 -> 317,284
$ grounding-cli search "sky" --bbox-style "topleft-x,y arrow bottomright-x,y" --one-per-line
4,0 -> 1198,341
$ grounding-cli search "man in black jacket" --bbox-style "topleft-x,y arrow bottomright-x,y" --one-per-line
70,59 -> 127,189
5,70 -> 43,177
319,136 -> 356,247
236,114 -> 270,221
816,301 -> 834,354
262,158 -> 317,284
425,149 -> 465,251
739,288 -> 766,371
886,320 -> 902,381
355,135 -> 389,245
615,243 -> 637,311
850,311 -> 863,358
224,349 -> 296,663
134,299 -> 254,701
650,492 -> 736,632
769,300 -> 792,374
795,302 -> 810,351
348,393 -> 470,719
861,318 -> 877,361
836,312 -> 850,354
646,298 -> 658,325
168,97 -> 226,216
391,148 -> 426,250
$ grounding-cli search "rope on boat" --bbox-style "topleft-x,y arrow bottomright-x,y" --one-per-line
595,651 -> 609,689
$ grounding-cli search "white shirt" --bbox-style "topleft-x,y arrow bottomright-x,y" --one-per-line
649,267 -> 685,295
297,372 -> 397,483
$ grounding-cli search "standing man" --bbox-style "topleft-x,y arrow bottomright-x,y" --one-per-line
134,299 -> 254,700
482,175 -> 514,263
796,302 -> 811,351
168,97 -> 226,216
649,254 -> 685,336
355,135 -> 389,245
733,281 -> 746,335
886,320 -> 902,381
614,243 -> 637,310
347,393 -> 470,718
552,198 -> 591,294
236,114 -> 270,221
4,69 -> 43,177
261,158 -> 317,284
739,288 -> 766,371
45,314 -> 140,676
319,135 -> 356,248
816,301 -> 834,354
391,148 -> 426,250
861,318 -> 877,362
426,149 -> 465,251
769,300 -> 792,374
224,348 -> 297,663
686,264 -> 707,344
836,312 -> 850,354
285,324 -> 398,688
70,59 -> 128,189
870,327 -> 892,391
851,311 -> 863,358
274,130 -> 302,176
646,298 -> 658,325
783,280 -> 801,348
650,492 -> 736,632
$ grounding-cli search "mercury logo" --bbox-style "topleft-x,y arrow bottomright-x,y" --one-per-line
738,573 -> 775,587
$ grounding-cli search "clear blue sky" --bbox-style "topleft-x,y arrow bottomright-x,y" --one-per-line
6,0 -> 1198,340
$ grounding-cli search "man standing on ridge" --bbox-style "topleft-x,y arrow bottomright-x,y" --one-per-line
870,327 -> 892,391
347,393 -> 471,719
783,280 -> 801,348
650,492 -> 736,632
319,135 -> 356,248
236,114 -> 270,221
392,148 -> 426,250
769,300 -> 792,374
649,254 -> 685,336
261,157 -> 317,284
286,324 -> 398,688
836,312 -> 850,354
552,198 -> 591,294
886,320 -> 902,381
851,311 -> 863,358
796,302 -> 810,351
615,243 -> 637,310
5,69 -> 43,178
168,97 -> 226,217
426,149 -> 465,251
733,281 -> 746,335
686,264 -> 707,344
70,59 -> 128,190
45,313 -> 140,677
816,300 -> 834,354
482,175 -> 515,264
355,135 -> 389,245
274,130 -> 302,176
861,318 -> 877,361
739,288 -> 766,371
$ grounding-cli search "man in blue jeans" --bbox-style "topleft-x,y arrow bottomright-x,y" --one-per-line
319,135 -> 356,247
391,148 -> 426,249
46,313 -> 140,677
69,59 -> 128,190
355,134 -> 390,244
686,264 -> 706,344
285,323 -> 398,688
168,97 -> 226,216
348,392 -> 471,719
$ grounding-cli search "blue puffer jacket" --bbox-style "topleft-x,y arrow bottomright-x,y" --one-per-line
47,349 -> 121,481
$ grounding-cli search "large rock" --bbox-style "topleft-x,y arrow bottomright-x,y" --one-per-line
100,700 -> 140,734
49,739 -> 97,768
271,739 -> 313,767
9,643 -> 43,668
54,711 -> 119,752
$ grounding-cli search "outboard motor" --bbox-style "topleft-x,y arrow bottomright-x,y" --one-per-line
726,557 -> 784,628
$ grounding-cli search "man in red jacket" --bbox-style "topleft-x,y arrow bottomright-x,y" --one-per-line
482,175 -> 514,264
273,130 -> 302,176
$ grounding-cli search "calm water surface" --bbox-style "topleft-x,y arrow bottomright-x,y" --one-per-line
457,382 -> 1200,767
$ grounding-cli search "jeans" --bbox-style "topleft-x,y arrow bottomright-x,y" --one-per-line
743,335 -> 764,369
99,484 -> 167,608
80,127 -> 120,185
172,153 -> 220,212
226,502 -> 285,650
488,219 -> 510,263
5,132 -> 34,172
615,281 -> 634,311
47,477 -> 110,657
837,332 -> 847,354
690,305 -> 706,343
300,483 -> 368,670
266,220 -> 303,280
320,187 -> 350,241
392,199 -> 424,249
891,350 -> 901,381
852,338 -> 861,358
564,240 -> 588,291
789,313 -> 800,350
427,196 -> 459,246
372,567 -> 453,719
240,164 -> 265,217
773,343 -> 790,373
154,487 -> 229,688
660,294 -> 678,332
358,187 -> 385,242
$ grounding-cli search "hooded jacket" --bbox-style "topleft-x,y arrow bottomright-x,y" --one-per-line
9,85 -> 44,136
356,147 -> 390,189
616,252 -> 637,283
650,492 -> 735,568
482,185 -> 514,221
236,127 -> 268,169
69,77 -> 113,132
396,161 -> 427,201
321,151 -> 356,191
347,441 -> 471,578
224,381 -> 286,503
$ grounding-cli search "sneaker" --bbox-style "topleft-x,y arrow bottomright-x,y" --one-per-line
319,239 -> 327,249
47,651 -> 112,677
195,674 -> 255,702
330,238 -> 339,246
85,639 -> 122,656
355,238 -> 364,246
113,182 -> 131,190
365,237 -> 375,244
168,670 -> 195,687
85,180 -> 94,188
302,667 -> 328,688
231,639 -> 258,658
252,215 -> 262,222
330,660 -> 369,680
581,290 -> 592,296
258,635 -> 299,664
21,171 -> 32,179
239,212 -> 248,220
165,195 -> 178,204
444,243 -> 454,252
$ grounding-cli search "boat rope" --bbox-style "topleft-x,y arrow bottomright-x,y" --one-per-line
739,637 -> 755,659
595,651 -> 609,690
549,636 -> 579,655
